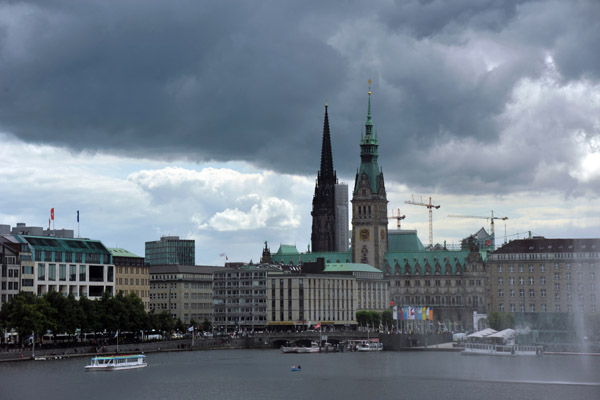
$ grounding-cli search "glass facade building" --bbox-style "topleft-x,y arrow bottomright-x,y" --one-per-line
145,236 -> 195,266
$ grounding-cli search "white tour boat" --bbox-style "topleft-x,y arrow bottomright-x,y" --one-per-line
462,343 -> 542,356
356,340 -> 384,352
281,341 -> 321,353
85,354 -> 147,371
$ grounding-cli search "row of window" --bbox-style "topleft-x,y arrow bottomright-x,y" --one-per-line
498,303 -> 596,312
116,277 -> 149,286
34,250 -> 107,264
398,279 -> 464,287
497,263 -> 596,273
498,274 -> 595,286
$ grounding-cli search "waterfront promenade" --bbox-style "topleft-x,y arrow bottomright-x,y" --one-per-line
0,331 -> 456,362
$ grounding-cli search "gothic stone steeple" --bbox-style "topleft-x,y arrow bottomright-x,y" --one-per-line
311,102 -> 338,252
351,82 -> 388,269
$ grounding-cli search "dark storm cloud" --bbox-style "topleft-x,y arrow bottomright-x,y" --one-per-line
379,0 -> 527,39
0,0 -> 598,196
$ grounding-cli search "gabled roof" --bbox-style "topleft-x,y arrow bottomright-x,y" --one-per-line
384,249 -> 486,275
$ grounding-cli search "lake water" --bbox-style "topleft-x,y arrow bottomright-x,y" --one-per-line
0,350 -> 598,400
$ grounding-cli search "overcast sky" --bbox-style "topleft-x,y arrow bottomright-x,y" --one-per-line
1,0 -> 599,264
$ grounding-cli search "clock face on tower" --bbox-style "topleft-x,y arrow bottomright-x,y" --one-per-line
359,228 -> 370,240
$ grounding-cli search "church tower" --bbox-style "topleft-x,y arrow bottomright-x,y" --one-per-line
351,83 -> 388,269
311,102 -> 338,252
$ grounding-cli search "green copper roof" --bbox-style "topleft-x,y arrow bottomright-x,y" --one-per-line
108,247 -> 142,258
16,235 -> 110,255
384,249 -> 487,275
388,230 -> 426,252
274,244 -> 300,256
354,89 -> 382,195
324,262 -> 380,273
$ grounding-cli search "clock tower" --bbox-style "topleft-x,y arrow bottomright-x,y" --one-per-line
351,82 -> 388,269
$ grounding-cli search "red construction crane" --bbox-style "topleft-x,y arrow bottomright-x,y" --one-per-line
405,195 -> 440,248
388,208 -> 406,229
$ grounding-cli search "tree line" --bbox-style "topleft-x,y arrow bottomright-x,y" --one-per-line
0,291 -> 209,344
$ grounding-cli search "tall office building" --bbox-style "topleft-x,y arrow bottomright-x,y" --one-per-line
351,85 -> 388,269
145,236 -> 195,266
334,183 -> 349,251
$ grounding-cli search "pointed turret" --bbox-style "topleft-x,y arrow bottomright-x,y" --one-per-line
351,80 -> 388,270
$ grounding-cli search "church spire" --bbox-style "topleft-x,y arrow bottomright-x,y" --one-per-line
319,101 -> 336,185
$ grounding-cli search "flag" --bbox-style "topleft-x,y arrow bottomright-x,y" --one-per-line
422,307 -> 427,320
485,240 -> 491,245
51,208 -> 54,220
409,307 -> 415,320
114,330 -> 119,338
77,210 -> 79,223
429,308 -> 433,321
188,326 -> 194,332
219,253 -> 225,257
314,323 -> 321,330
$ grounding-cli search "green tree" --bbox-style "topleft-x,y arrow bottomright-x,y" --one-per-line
487,312 -> 514,330
202,318 -> 212,332
381,310 -> 393,329
175,318 -> 185,333
356,311 -> 369,327
78,296 -> 100,334
368,311 -> 381,329
6,293 -> 52,343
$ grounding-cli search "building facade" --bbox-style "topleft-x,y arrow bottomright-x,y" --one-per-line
145,236 -> 195,266
5,235 -> 115,299
385,239 -> 488,332
334,183 -> 349,252
213,267 -> 268,332
0,240 -> 21,309
487,237 -> 599,315
267,272 -> 358,330
311,103 -> 338,253
351,88 -> 388,270
110,248 -> 150,311
149,265 -> 216,323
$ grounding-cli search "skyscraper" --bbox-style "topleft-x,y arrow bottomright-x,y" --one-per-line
145,236 -> 195,265
351,84 -> 388,269
311,103 -> 338,252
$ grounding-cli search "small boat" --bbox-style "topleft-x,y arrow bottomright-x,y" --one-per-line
281,341 -> 320,354
356,341 -> 383,352
462,343 -> 542,356
85,354 -> 147,371
291,365 -> 302,372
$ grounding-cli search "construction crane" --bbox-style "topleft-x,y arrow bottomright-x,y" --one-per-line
448,210 -> 509,243
388,208 -> 406,229
405,195 -> 440,248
